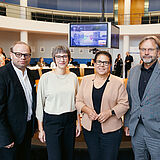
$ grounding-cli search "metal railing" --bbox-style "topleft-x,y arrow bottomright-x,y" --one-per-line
0,2 -> 114,23
0,2 -> 160,25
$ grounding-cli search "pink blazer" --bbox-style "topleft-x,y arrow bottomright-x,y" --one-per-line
76,74 -> 129,133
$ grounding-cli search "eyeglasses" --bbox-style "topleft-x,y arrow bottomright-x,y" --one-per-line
96,60 -> 110,66
12,52 -> 31,59
55,55 -> 68,59
139,48 -> 157,53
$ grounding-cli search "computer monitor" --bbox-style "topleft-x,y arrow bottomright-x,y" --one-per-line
69,22 -> 119,49
69,23 -> 108,48
111,24 -> 119,49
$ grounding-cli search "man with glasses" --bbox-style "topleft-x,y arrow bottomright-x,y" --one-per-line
0,41 -> 36,160
124,36 -> 160,160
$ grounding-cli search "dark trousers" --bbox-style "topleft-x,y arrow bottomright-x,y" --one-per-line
125,65 -> 131,78
115,68 -> 122,77
43,111 -> 77,160
125,66 -> 128,78
83,127 -> 122,160
0,120 -> 32,160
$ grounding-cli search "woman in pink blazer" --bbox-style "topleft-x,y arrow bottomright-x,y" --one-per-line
76,51 -> 129,160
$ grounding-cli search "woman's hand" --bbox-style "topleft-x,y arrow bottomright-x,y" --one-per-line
38,130 -> 46,143
82,105 -> 99,121
76,122 -> 81,137
76,114 -> 81,137
98,109 -> 112,123
86,107 -> 99,121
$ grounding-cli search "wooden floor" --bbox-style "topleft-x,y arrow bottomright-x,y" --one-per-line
31,131 -> 134,160
31,128 -> 134,160
32,130 -> 132,149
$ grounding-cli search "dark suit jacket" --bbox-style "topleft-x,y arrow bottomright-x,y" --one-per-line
125,55 -> 133,70
0,62 -> 36,148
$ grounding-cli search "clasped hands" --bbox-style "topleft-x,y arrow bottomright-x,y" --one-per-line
87,107 -> 112,123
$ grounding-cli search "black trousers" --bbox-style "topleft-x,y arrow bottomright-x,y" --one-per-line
83,127 -> 122,160
115,68 -> 122,77
43,111 -> 77,160
125,65 -> 131,78
0,120 -> 32,160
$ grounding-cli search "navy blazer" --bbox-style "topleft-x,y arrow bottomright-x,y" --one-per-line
124,61 -> 160,139
0,62 -> 36,148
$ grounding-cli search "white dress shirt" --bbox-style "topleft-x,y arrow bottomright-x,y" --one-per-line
12,62 -> 33,121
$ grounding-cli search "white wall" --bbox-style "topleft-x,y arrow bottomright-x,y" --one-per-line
29,33 -> 68,58
0,30 -> 19,57
1,16 -> 160,66
0,30 -> 157,67
0,16 -> 68,34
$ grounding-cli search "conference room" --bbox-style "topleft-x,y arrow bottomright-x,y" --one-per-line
0,0 -> 160,160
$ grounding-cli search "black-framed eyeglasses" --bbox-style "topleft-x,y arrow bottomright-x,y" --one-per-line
96,60 -> 110,66
12,52 -> 31,59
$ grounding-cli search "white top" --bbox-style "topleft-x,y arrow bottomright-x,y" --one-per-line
12,62 -> 33,121
36,71 -> 79,122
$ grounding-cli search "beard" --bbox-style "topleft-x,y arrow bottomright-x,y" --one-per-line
142,55 -> 157,64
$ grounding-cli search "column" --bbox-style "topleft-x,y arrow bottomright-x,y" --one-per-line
20,0 -> 28,43
20,31 -> 28,44
122,35 -> 130,78
124,0 -> 131,25
20,0 -> 27,19
122,0 -> 131,77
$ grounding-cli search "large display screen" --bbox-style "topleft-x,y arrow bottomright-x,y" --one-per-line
69,23 -> 108,47
111,24 -> 119,49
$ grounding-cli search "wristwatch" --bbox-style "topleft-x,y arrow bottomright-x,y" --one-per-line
111,109 -> 115,116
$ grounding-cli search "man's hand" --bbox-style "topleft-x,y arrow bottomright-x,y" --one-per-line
5,142 -> 14,148
124,127 -> 130,136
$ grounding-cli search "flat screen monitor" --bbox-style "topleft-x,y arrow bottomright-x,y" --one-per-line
69,23 -> 108,48
111,24 -> 119,49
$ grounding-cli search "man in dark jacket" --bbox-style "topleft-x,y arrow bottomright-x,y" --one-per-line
125,52 -> 133,78
0,41 -> 36,160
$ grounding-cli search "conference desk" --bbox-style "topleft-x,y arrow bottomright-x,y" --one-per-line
28,66 -> 95,78
28,66 -> 128,91
69,67 -> 95,77
28,66 -> 93,91
28,66 -> 53,79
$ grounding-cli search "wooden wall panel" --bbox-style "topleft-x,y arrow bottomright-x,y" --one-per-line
118,0 -> 124,25
130,0 -> 144,24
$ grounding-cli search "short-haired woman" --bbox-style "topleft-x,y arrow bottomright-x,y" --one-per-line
36,45 -> 81,160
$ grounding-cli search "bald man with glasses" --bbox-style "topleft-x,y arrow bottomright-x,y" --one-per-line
0,41 -> 36,160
